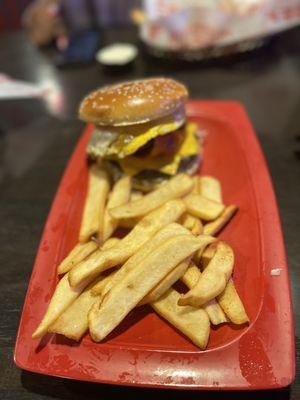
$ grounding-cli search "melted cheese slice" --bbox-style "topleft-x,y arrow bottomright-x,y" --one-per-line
106,118 -> 184,158
119,123 -> 200,176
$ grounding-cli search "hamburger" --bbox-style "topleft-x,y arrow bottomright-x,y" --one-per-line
79,78 -> 201,191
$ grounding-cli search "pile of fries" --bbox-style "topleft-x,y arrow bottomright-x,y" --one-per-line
32,167 -> 248,350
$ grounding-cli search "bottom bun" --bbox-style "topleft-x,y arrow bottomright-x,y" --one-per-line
102,154 -> 201,192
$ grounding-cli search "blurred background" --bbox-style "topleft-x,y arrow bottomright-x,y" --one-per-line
1,0 -> 300,121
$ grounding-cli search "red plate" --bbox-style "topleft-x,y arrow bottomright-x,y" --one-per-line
14,101 -> 295,390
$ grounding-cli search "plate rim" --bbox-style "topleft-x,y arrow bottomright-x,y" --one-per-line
14,100 -> 295,390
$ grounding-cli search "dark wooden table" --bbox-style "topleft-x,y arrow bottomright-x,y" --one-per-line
0,27 -> 299,399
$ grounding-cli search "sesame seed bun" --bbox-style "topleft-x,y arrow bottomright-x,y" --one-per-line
79,78 -> 188,126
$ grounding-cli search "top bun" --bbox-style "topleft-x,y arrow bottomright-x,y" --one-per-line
79,78 -> 188,126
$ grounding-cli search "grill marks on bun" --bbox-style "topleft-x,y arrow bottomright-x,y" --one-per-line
79,78 -> 188,126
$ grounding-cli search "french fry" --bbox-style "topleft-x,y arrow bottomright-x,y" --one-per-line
130,190 -> 143,201
69,200 -> 186,287
32,274 -> 88,339
102,176 -> 131,241
178,241 -> 234,307
181,262 -> 201,287
191,220 -> 203,235
109,174 -> 193,219
200,246 -> 248,324
198,176 -> 222,203
203,299 -> 228,325
118,191 -> 143,228
151,288 -> 210,350
203,205 -> 238,236
201,245 -> 216,267
79,165 -> 110,243
184,194 -> 225,221
101,237 -> 120,250
48,274 -> 115,341
33,238 -> 121,339
92,223 -> 191,297
181,213 -> 203,235
193,243 -> 216,270
139,258 -> 191,305
181,262 -> 227,325
180,269 -> 227,307
192,176 -> 200,194
89,234 -> 213,341
217,279 -> 249,324
180,177 -> 205,236
57,241 -> 98,275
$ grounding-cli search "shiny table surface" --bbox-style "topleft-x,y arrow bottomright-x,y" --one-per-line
0,27 -> 299,399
